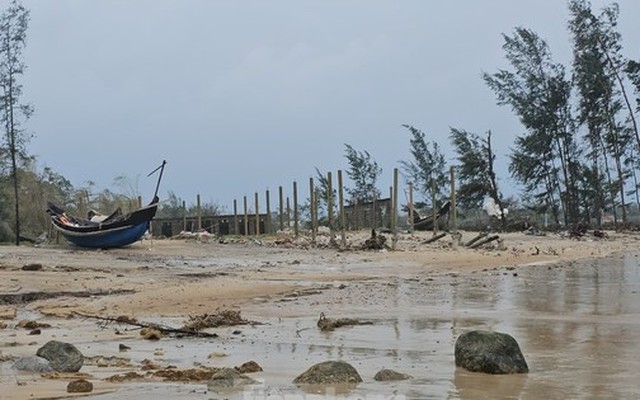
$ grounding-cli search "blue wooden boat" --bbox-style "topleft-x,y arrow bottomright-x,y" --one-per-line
46,161 -> 166,249
47,197 -> 159,248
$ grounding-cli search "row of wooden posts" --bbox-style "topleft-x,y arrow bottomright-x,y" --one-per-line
182,167 -> 459,244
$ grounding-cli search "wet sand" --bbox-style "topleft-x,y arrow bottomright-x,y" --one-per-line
1,230 -> 640,399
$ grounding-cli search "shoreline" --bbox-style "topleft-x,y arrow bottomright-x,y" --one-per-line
1,229 -> 639,399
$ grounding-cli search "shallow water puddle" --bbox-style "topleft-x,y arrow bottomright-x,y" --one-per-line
4,253 -> 640,399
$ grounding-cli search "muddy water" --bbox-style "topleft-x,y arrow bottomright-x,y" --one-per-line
5,252 -> 640,399
77,252 -> 640,399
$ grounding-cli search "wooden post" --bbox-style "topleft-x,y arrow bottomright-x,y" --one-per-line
432,180 -> 437,235
338,170 -> 346,247
137,195 -> 142,208
293,181 -> 299,237
327,172 -> 333,233
196,194 -> 202,231
389,186 -> 393,230
265,189 -> 271,234
233,199 -> 238,235
182,200 -> 187,232
254,192 -> 260,236
243,195 -> 248,236
309,177 -> 316,242
409,183 -> 414,234
392,168 -> 398,249
279,186 -> 284,232
286,197 -> 291,228
450,165 -> 457,232
372,196 -> 377,230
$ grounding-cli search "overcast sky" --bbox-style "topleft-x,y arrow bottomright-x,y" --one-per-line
12,1 -> 640,210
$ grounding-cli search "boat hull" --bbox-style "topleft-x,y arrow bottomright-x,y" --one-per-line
57,222 -> 150,248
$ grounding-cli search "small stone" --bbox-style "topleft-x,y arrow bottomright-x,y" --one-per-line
293,360 -> 362,384
235,360 -> 263,373
22,263 -> 43,271
67,379 -> 93,393
28,328 -> 41,335
207,367 -> 258,390
119,343 -> 131,351
12,356 -> 53,373
140,328 -> 162,340
373,369 -> 412,381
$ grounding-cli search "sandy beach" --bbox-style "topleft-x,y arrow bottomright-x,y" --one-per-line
1,229 -> 640,399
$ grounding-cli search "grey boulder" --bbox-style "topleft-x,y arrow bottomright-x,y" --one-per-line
36,340 -> 84,372
455,330 -> 528,374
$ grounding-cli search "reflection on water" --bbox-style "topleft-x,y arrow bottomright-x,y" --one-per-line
48,253 -> 640,399
247,253 -> 640,399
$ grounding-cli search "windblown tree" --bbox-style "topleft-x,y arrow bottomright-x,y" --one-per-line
449,128 -> 507,226
343,144 -> 382,204
483,27 -> 580,226
399,124 -> 448,206
0,0 -> 32,245
569,0 -> 633,226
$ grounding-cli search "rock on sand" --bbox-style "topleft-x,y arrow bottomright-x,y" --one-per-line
455,330 -> 528,374
36,340 -> 84,372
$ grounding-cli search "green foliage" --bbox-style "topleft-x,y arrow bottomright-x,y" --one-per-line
484,26 -> 580,225
0,0 -> 32,244
399,124 -> 448,205
343,144 -> 382,204
449,128 -> 503,212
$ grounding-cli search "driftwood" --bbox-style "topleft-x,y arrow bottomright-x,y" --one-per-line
317,312 -> 374,331
464,232 -> 488,247
422,232 -> 447,244
468,235 -> 500,249
73,311 -> 219,338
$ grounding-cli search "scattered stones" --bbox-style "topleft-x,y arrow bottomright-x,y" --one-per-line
12,356 -> 53,373
293,361 -> 363,385
105,371 -> 146,382
235,360 -> 263,373
207,367 -> 258,390
455,330 -> 528,374
0,307 -> 16,320
153,367 -> 219,382
22,263 -> 43,271
36,340 -> 84,373
140,327 -> 162,340
17,320 -> 51,329
84,355 -> 132,368
373,369 -> 412,381
67,379 -> 93,393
